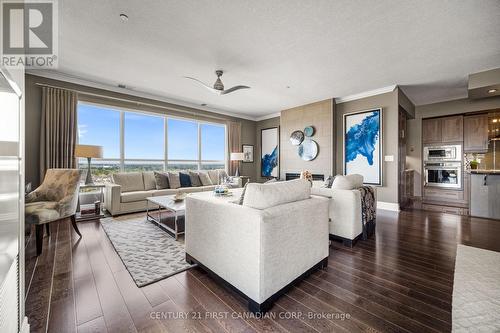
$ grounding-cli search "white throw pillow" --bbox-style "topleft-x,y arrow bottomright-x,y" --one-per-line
198,172 -> 213,186
243,179 -> 311,210
331,174 -> 364,190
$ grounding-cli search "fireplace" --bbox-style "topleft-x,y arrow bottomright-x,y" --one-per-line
285,173 -> 325,181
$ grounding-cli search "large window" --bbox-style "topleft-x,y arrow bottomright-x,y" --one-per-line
77,102 -> 227,182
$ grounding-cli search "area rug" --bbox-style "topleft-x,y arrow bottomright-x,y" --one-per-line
452,244 -> 500,332
101,217 -> 195,287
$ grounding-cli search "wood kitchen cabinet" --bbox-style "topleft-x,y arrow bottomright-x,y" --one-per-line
422,118 -> 442,144
422,115 -> 463,144
441,116 -> 464,142
464,114 -> 489,152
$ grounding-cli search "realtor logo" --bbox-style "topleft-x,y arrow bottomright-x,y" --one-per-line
1,0 -> 58,68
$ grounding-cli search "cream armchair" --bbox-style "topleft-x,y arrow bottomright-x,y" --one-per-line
25,169 -> 83,255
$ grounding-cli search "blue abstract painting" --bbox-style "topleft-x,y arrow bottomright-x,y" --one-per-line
344,109 -> 382,185
261,127 -> 279,178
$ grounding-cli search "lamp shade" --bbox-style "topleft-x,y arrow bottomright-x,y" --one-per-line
75,144 -> 103,158
230,152 -> 244,161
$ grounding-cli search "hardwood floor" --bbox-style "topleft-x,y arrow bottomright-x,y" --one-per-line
25,209 -> 500,333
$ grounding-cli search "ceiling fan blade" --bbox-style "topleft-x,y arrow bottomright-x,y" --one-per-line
184,76 -> 219,93
221,85 -> 251,95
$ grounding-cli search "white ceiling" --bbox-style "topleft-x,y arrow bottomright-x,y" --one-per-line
49,0 -> 500,119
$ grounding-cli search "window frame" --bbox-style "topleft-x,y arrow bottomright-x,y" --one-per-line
77,101 -> 228,173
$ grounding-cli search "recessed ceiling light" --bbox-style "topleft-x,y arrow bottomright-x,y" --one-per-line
488,89 -> 497,94
493,119 -> 498,123
120,13 -> 129,22
286,86 -> 291,89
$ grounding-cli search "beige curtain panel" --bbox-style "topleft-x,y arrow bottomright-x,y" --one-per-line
227,121 -> 241,176
40,87 -> 78,180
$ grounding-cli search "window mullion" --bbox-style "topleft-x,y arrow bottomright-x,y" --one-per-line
120,111 -> 124,171
197,123 -> 202,170
164,117 -> 168,171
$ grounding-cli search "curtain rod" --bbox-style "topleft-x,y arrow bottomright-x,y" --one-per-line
34,82 -> 232,122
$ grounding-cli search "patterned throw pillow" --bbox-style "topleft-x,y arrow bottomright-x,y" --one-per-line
179,172 -> 192,187
238,182 -> 249,205
167,172 -> 181,189
322,175 -> 335,188
189,171 -> 202,187
198,172 -> 213,186
154,171 -> 170,189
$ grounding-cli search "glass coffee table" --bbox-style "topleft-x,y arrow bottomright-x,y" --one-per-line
146,195 -> 185,240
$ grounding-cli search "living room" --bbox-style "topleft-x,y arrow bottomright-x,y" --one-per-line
1,1 -> 500,333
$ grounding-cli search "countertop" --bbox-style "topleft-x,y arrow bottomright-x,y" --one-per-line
470,170 -> 500,175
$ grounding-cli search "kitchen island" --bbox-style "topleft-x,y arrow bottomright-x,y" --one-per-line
470,170 -> 500,219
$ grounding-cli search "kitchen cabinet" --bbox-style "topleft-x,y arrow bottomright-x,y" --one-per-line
464,114 -> 489,152
422,115 -> 463,144
422,118 -> 442,144
441,116 -> 464,142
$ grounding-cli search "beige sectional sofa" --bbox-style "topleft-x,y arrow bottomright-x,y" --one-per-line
104,169 -> 227,216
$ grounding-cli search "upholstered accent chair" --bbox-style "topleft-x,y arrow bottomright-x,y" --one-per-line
25,169 -> 83,255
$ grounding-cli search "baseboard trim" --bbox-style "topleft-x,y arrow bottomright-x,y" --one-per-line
377,201 -> 400,212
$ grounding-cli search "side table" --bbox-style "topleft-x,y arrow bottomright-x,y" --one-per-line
76,183 -> 105,222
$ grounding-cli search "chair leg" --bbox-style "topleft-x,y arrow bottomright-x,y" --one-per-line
45,223 -> 50,236
71,215 -> 82,238
36,225 -> 44,256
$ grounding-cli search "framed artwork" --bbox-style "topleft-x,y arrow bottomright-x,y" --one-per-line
242,144 -> 254,163
343,108 -> 382,185
260,127 -> 279,178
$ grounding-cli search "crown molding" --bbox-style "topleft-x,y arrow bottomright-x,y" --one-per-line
255,112 -> 281,122
335,85 -> 397,104
25,69 -> 258,121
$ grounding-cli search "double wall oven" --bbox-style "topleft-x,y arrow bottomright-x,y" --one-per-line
424,145 -> 462,189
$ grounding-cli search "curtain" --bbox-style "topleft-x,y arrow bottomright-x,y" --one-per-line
227,121 -> 241,176
40,87 -> 78,181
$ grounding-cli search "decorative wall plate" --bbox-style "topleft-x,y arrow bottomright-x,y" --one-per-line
298,139 -> 318,161
304,126 -> 315,137
289,130 -> 304,146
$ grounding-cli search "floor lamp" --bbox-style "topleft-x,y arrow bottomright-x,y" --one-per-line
230,152 -> 244,177
75,144 -> 103,184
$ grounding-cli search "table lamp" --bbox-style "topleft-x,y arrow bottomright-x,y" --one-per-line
75,144 -> 103,184
230,152 -> 244,177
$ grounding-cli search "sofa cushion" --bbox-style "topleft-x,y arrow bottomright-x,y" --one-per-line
179,172 -> 192,187
112,172 -> 145,192
121,190 -> 155,203
331,174 -> 364,190
198,172 -> 213,186
152,189 -> 178,196
207,170 -> 219,185
167,172 -> 181,189
143,172 -> 157,190
189,171 -> 202,187
154,171 -> 170,189
243,179 -> 311,210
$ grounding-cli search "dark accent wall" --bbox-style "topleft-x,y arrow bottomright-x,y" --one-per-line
25,74 -> 256,187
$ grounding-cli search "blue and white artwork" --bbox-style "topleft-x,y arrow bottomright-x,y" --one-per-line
344,108 -> 382,185
261,127 -> 279,178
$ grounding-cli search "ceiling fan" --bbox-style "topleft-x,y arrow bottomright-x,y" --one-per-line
184,70 -> 250,95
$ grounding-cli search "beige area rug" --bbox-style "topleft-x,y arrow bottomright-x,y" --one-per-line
453,244 -> 500,332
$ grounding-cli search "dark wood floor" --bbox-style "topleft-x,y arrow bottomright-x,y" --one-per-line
25,209 -> 500,333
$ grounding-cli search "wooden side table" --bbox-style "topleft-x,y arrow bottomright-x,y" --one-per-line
76,183 -> 105,222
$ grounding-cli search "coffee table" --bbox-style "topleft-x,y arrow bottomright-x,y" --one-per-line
146,195 -> 185,240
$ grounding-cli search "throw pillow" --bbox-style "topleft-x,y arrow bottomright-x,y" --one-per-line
179,172 -> 192,187
322,175 -> 335,188
154,171 -> 170,189
218,169 -> 229,182
238,182 -> 249,205
167,172 -> 181,189
198,172 -> 213,186
189,171 -> 202,187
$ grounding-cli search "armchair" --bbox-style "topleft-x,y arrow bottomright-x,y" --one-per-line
25,169 -> 83,255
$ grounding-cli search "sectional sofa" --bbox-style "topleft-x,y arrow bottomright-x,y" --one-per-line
104,169 -> 228,216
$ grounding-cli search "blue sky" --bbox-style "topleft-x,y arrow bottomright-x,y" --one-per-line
78,104 -> 225,161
